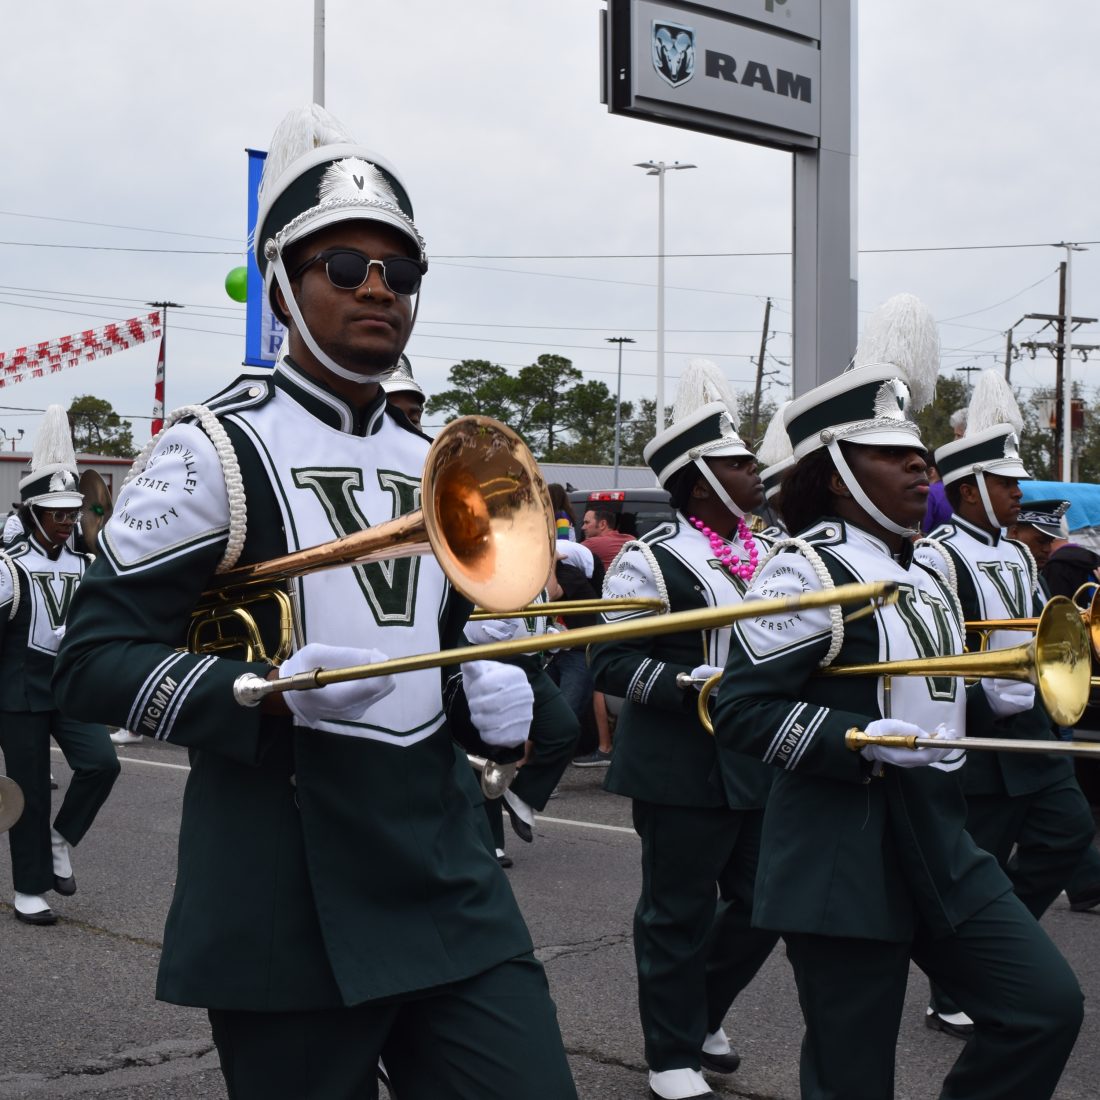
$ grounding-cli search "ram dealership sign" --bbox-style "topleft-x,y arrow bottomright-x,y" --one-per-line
604,0 -> 823,149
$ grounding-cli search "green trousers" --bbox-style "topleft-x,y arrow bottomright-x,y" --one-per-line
787,891 -> 1082,1100
632,800 -> 779,1072
0,710 -> 118,895
208,953 -> 577,1100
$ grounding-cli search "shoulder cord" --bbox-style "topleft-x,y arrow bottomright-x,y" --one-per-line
604,539 -> 670,612
913,536 -> 966,633
122,405 -> 246,574
0,551 -> 19,622
757,537 -> 844,667
1006,536 -> 1040,595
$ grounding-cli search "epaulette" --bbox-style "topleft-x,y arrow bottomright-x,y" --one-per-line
202,375 -> 275,417
635,519 -> 678,547
791,518 -> 845,547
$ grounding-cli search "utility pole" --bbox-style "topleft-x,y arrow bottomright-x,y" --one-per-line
1054,262 -> 1067,476
1004,324 -> 1017,382
313,0 -> 325,106
606,337 -> 635,488
749,297 -> 773,444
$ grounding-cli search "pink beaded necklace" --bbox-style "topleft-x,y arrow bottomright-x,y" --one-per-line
689,515 -> 759,580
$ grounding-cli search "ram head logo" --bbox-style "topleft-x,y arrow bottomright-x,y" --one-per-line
652,21 -> 695,88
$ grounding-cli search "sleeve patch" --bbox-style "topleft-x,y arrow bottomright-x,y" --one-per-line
102,422 -> 230,572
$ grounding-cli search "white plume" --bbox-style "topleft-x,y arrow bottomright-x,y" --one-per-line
258,104 -> 358,204
966,369 -> 1023,436
853,292 -> 940,412
31,405 -> 77,469
756,402 -> 793,466
673,358 -> 739,421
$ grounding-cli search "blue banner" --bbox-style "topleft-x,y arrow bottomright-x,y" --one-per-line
244,148 -> 285,367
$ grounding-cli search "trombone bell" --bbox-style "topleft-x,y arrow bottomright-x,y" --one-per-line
467,755 -> 517,799
0,776 -> 25,834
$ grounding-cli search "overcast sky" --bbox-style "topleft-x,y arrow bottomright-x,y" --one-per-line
2,1 -> 1098,452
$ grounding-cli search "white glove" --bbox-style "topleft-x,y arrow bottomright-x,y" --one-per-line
461,660 -> 534,748
690,663 -> 722,685
53,625 -> 66,642
982,677 -> 1035,719
463,617 -> 524,646
279,643 -> 395,725
860,719 -> 964,768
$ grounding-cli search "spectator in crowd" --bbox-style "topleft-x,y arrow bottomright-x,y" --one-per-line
548,483 -> 577,541
580,507 -> 632,570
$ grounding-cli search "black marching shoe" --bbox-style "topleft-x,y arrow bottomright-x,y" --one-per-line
13,893 -> 57,926
495,848 -> 514,869
502,790 -> 534,844
53,873 -> 77,897
925,1006 -> 975,1038
699,1028 -> 741,1074
1068,882 -> 1100,912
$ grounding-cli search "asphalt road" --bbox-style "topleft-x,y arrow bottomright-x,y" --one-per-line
1,740 -> 1098,1099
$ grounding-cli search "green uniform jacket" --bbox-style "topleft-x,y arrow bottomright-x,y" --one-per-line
921,516 -> 1074,797
713,521 -> 1010,942
53,367 -> 532,1011
591,519 -> 772,809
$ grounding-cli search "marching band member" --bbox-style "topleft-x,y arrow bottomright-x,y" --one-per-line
0,406 -> 118,924
714,302 -> 1082,1100
918,374 -> 1094,1034
591,361 -> 778,1100
54,105 -> 576,1099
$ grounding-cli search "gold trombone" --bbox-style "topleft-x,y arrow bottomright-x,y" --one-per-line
230,581 -> 902,707
468,597 -> 667,620
694,596 -> 1092,736
188,416 -> 558,663
966,586 -> 1100,662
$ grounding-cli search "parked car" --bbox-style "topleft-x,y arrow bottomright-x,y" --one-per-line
568,488 -> 675,540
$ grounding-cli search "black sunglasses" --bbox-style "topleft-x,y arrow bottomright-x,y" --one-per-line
290,249 -> 427,296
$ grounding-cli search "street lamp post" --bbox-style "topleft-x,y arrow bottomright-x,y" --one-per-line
606,336 -> 636,487
634,160 -> 695,433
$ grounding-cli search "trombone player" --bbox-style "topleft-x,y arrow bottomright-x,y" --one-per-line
54,105 -> 576,1100
713,299 -> 1083,1100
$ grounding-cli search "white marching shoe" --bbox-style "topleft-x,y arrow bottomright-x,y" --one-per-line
648,1068 -> 715,1099
13,892 -> 57,925
110,729 -> 143,745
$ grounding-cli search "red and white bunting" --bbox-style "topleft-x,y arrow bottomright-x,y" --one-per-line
0,312 -> 163,389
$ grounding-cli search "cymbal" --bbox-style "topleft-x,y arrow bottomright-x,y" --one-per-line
0,776 -> 25,834
78,470 -> 113,554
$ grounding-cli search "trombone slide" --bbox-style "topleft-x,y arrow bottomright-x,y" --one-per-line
844,727 -> 1100,759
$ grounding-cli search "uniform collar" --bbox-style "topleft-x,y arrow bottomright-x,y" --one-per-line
276,356 -> 388,437
951,512 -> 1000,546
833,517 -> 914,568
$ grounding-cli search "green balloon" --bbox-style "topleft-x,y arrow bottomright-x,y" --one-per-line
225,266 -> 248,303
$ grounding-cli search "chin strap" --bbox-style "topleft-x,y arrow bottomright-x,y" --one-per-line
974,471 -> 1003,532
269,247 -> 413,384
827,440 -> 918,538
693,458 -> 746,520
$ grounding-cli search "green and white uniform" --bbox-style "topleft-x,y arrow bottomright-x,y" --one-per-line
714,519 -> 1082,1100
919,516 -> 1094,917
591,518 -> 778,1076
53,361 -> 545,1012
0,534 -> 117,895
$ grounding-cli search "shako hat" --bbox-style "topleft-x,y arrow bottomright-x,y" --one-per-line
1016,498 -> 1070,539
380,355 -> 424,400
19,405 -> 83,508
643,359 -> 752,486
934,370 -> 1028,485
783,293 -> 940,536
255,104 -> 425,278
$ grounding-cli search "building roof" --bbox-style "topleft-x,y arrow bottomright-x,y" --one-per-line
539,463 -> 658,491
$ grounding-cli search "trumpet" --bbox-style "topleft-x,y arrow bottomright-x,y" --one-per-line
0,776 -> 24,834
693,596 -> 1091,735
188,416 -> 557,663
231,581 -> 901,707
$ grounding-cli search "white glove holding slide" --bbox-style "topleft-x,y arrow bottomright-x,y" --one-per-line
461,660 -> 534,748
279,643 -> 396,725
689,664 -> 723,695
981,677 -> 1035,719
860,719 -> 964,768
463,618 -> 524,647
